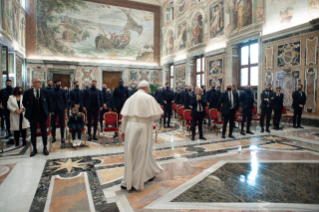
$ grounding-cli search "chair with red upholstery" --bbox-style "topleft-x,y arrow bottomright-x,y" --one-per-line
172,104 -> 178,119
67,112 -> 87,146
282,106 -> 293,126
234,111 -> 243,133
252,105 -> 260,130
204,107 -> 210,129
183,110 -> 193,137
178,106 -> 185,131
30,117 -> 52,152
103,112 -> 120,145
209,109 -> 223,135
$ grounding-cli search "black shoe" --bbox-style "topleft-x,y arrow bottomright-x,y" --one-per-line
246,131 -> 254,134
60,142 -> 66,149
167,125 -> 173,128
93,136 -> 98,141
277,127 -> 283,130
191,137 -> 195,141
298,126 -> 304,129
22,142 -> 27,146
88,136 -> 92,141
293,126 -> 298,128
113,133 -> 118,138
260,128 -> 264,133
266,129 -> 270,133
228,135 -> 235,139
61,138 -> 65,143
121,185 -> 127,190
199,137 -> 206,140
30,148 -> 37,157
5,134 -> 12,139
240,131 -> 245,135
52,138 -> 56,143
163,126 -> 167,128
274,127 -> 278,130
43,147 -> 49,156
148,176 -> 155,182
15,143 -> 19,147
222,135 -> 225,139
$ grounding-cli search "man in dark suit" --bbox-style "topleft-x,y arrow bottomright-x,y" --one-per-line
23,78 -> 52,157
46,80 -> 53,91
207,83 -> 220,109
216,86 -> 222,97
292,84 -> 307,128
190,87 -> 207,140
183,85 -> 192,109
174,88 -> 183,105
260,84 -> 273,133
218,84 -> 239,139
201,85 -> 207,99
83,80 -> 104,140
162,82 -> 175,128
100,84 -> 111,132
239,85 -> 254,135
49,80 -> 68,147
272,86 -> 284,130
0,79 -> 13,138
64,86 -> 70,117
70,81 -> 84,112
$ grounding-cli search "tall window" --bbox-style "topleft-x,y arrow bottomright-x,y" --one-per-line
169,64 -> 174,88
195,56 -> 205,88
165,1 -> 174,24
239,42 -> 259,87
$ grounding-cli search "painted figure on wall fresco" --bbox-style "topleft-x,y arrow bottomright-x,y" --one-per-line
2,0 -> 12,37
210,2 -> 224,38
12,2 -> 19,41
233,0 -> 252,31
36,0 -> 154,62
178,22 -> 187,50
167,30 -> 174,55
21,17 -> 25,48
192,13 -> 203,45
309,0 -> 319,19
209,59 -> 223,76
279,7 -> 294,26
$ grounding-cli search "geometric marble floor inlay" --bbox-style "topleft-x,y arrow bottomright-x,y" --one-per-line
172,163 -> 319,204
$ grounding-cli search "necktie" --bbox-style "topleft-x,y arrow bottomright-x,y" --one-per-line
36,90 -> 39,100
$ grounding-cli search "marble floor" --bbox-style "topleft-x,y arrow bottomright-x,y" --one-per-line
0,121 -> 319,212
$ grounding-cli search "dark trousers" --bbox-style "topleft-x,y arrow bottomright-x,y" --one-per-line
241,108 -> 252,132
293,107 -> 303,127
30,116 -> 47,148
70,124 -> 82,140
273,109 -> 282,128
163,108 -> 172,126
222,109 -> 236,136
100,108 -> 108,131
51,108 -> 65,140
260,107 -> 272,129
14,129 -> 26,146
88,108 -> 99,137
4,109 -> 11,134
192,114 -> 204,138
0,109 -> 4,129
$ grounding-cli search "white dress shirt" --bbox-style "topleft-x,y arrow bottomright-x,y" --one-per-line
33,88 -> 40,99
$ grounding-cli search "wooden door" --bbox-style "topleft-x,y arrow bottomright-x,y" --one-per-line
53,74 -> 71,88
103,72 -> 122,93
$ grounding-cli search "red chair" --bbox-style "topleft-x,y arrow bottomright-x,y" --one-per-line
30,117 -> 52,152
172,104 -> 178,119
183,110 -> 193,137
67,112 -> 87,146
234,112 -> 243,133
204,107 -> 210,129
178,106 -> 185,131
282,106 -> 293,126
251,105 -> 260,130
209,109 -> 223,135
103,112 -> 120,145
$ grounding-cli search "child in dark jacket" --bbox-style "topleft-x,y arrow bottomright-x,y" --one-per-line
68,107 -> 84,146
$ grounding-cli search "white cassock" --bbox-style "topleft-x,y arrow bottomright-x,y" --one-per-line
120,89 -> 163,190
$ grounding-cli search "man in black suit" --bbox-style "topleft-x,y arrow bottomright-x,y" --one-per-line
174,88 -> 183,105
216,86 -> 222,97
100,84 -> 111,132
46,80 -> 53,91
201,85 -> 207,99
272,86 -> 284,130
190,87 -> 207,140
49,80 -> 68,147
207,83 -> 220,109
260,84 -> 273,133
64,86 -> 70,117
183,85 -> 192,109
83,80 -> 104,140
162,82 -> 175,128
292,84 -> 307,128
239,85 -> 254,135
70,81 -> 84,112
23,78 -> 52,157
218,84 -> 239,139
0,79 -> 13,138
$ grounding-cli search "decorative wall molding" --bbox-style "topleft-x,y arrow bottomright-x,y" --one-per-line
305,37 -> 318,65
265,47 -> 273,70
304,68 -> 317,113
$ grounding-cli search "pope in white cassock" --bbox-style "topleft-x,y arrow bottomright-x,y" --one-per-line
120,80 -> 164,190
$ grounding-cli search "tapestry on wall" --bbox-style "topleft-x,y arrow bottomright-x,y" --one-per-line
36,0 -> 155,62
305,37 -> 318,66
265,72 -> 273,87
177,21 -> 187,50
151,71 -> 161,85
191,12 -> 203,46
210,0 -> 224,39
208,58 -> 223,76
265,46 -> 273,70
175,64 -> 186,82
277,41 -> 301,68
304,68 -> 317,113
139,70 -> 150,82
208,77 -> 223,90
277,70 -> 300,110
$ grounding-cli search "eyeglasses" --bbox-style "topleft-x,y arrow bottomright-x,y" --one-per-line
34,81 -> 42,83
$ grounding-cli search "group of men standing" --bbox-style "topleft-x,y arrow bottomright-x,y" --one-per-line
155,82 -> 307,140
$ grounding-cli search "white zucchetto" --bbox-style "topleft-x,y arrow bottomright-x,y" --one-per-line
137,80 -> 149,88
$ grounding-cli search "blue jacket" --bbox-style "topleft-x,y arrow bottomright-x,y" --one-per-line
239,89 -> 254,110
102,90 -> 111,108
49,88 -> 68,111
112,86 -> 129,109
162,89 -> 175,110
70,89 -> 84,108
206,89 -> 220,109
23,88 -> 52,120
83,88 -> 104,110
